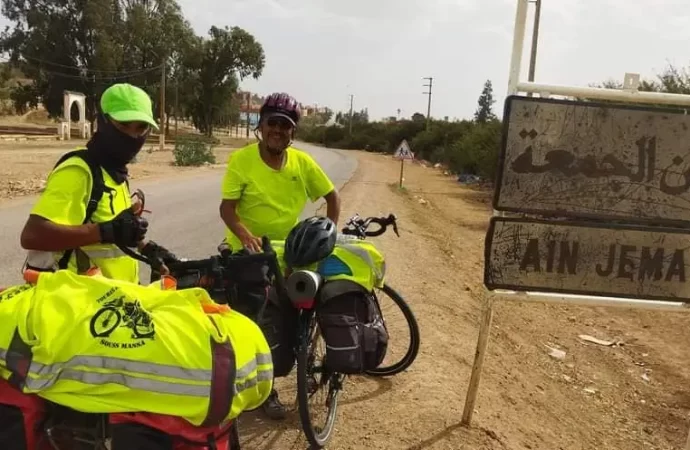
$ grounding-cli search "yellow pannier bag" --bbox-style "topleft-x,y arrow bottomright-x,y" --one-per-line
0,270 -> 273,427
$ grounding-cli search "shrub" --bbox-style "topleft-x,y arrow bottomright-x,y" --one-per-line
298,116 -> 502,182
447,120 -> 502,179
173,135 -> 216,166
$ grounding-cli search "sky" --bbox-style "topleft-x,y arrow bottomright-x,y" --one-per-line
3,0 -> 689,121
172,0 -> 690,121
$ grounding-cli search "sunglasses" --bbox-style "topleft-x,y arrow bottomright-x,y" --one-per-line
120,121 -> 151,134
265,117 -> 294,130
109,117 -> 150,136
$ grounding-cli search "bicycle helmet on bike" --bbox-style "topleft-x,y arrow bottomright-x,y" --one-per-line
284,216 -> 337,268
260,92 -> 302,126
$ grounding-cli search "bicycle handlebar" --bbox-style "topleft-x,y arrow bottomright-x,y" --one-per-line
122,212 -> 398,291
166,239 -> 277,272
340,213 -> 399,238
161,236 -> 285,291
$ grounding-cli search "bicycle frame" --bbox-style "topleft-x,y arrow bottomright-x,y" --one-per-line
297,308 -> 317,350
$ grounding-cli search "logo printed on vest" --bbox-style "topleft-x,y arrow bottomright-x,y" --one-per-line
0,284 -> 32,304
88,288 -> 156,349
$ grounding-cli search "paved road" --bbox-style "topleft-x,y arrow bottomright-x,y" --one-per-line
0,141 -> 357,286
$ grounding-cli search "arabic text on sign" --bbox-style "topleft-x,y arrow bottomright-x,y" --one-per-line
510,136 -> 690,195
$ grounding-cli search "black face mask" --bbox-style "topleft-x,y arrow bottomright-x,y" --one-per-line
86,115 -> 147,183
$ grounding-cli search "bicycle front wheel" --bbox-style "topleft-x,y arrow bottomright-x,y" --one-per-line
296,317 -> 342,448
89,307 -> 121,338
365,283 -> 420,377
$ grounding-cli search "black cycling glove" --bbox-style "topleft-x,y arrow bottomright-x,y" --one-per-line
98,209 -> 149,248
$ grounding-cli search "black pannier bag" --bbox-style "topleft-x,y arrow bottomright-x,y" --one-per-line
316,280 -> 389,374
258,287 -> 298,377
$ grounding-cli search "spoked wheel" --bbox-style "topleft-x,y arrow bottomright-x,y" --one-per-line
43,407 -> 110,450
296,317 -> 344,449
365,284 -> 420,377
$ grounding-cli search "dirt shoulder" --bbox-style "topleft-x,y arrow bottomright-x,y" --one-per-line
0,137 -> 253,200
239,150 -> 690,450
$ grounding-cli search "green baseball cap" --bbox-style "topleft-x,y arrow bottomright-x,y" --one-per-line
100,83 -> 159,130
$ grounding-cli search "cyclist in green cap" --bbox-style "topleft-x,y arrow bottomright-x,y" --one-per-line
20,82 -> 177,283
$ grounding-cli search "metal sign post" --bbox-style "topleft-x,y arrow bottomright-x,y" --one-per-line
393,139 -> 414,188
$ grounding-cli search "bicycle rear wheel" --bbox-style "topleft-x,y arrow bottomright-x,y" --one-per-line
296,316 -> 343,448
366,283 -> 420,377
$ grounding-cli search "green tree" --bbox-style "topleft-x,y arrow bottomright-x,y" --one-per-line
448,121 -> 502,178
187,25 -> 264,136
319,107 -> 334,123
335,108 -> 368,128
0,0 -> 194,119
586,64 -> 690,109
351,108 -> 369,126
474,79 -> 497,123
411,112 -> 426,122
163,31 -> 202,133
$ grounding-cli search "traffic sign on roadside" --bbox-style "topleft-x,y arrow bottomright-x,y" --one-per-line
394,139 -> 414,188
394,139 -> 414,160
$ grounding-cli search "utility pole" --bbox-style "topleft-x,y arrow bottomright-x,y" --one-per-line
348,94 -> 354,135
159,58 -> 166,151
245,92 -> 251,138
527,0 -> 542,97
422,77 -> 433,130
174,78 -> 179,139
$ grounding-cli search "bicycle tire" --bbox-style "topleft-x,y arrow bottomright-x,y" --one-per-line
89,307 -> 122,338
296,318 -> 341,448
132,323 -> 155,339
365,283 -> 420,377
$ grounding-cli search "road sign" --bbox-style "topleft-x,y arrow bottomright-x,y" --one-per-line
394,140 -> 414,188
493,95 -> 690,226
394,140 -> 414,160
484,216 -> 690,302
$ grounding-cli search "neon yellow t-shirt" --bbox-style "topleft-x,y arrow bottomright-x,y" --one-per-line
221,143 -> 335,251
30,156 -> 138,282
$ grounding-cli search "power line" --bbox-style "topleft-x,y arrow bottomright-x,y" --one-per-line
0,56 -> 164,81
0,57 -> 162,90
19,54 -> 165,75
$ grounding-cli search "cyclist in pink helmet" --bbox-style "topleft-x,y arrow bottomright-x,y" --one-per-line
219,92 -> 341,420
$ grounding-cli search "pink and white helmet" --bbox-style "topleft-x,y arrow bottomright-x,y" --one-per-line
260,92 -> 302,126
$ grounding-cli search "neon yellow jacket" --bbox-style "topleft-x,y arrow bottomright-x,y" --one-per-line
272,235 -> 386,291
26,150 -> 140,282
0,270 -> 273,427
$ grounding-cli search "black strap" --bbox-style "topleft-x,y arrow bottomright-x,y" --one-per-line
54,149 -> 106,270
5,328 -> 33,390
229,421 -> 242,450
202,338 -> 236,428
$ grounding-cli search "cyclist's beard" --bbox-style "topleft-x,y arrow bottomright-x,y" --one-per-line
257,129 -> 290,156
